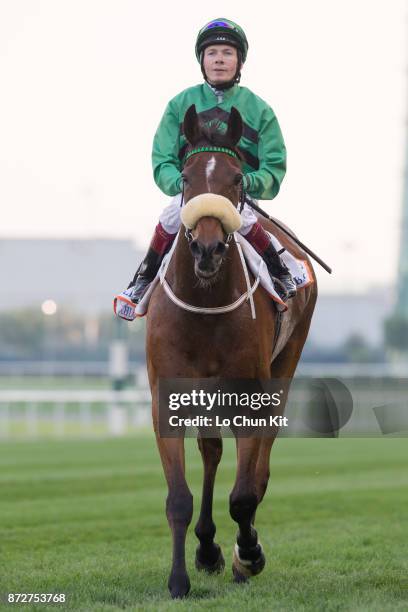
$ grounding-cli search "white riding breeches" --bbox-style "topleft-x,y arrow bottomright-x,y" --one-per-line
159,193 -> 258,236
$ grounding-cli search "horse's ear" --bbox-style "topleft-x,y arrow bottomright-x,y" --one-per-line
225,107 -> 243,147
183,104 -> 201,145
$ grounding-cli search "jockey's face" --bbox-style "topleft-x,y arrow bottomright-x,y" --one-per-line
203,45 -> 240,86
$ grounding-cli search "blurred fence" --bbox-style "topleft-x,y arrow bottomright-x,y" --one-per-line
0,390 -> 151,439
0,362 -> 143,376
1,376 -> 407,440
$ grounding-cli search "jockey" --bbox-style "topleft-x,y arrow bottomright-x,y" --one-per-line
116,18 -> 296,320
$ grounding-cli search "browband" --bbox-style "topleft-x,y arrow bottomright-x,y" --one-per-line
184,146 -> 238,162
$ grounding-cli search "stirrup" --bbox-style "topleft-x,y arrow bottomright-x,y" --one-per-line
273,273 -> 296,302
113,288 -> 137,321
281,273 -> 297,299
272,274 -> 296,302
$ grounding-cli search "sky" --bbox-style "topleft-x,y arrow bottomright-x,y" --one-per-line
0,0 -> 406,294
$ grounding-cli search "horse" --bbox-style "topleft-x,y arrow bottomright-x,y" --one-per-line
145,104 -> 317,598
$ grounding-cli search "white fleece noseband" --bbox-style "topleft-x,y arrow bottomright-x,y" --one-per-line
180,193 -> 242,234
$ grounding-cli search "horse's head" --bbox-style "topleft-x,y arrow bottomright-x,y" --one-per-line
180,104 -> 244,282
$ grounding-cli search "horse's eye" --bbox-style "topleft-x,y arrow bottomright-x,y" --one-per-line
181,174 -> 188,184
234,173 -> 243,186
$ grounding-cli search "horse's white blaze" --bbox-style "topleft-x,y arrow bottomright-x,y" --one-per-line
206,156 -> 216,188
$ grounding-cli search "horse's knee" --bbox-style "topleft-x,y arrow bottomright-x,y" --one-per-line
229,491 -> 258,524
166,489 -> 193,526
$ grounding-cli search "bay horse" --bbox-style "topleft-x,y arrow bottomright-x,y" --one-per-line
146,104 -> 317,598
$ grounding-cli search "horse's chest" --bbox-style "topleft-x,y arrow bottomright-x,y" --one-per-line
186,316 -> 249,345
148,294 -> 264,377
177,319 -> 258,373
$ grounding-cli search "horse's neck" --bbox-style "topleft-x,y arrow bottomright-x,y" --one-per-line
167,232 -> 247,308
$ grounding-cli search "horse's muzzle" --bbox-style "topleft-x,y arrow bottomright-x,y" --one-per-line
190,239 -> 228,278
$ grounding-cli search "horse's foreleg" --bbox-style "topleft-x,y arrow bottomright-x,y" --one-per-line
254,436 -> 275,504
155,433 -> 193,599
229,437 -> 265,582
194,435 -> 225,573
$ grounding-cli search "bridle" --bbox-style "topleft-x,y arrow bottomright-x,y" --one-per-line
180,145 -> 246,245
158,145 -> 259,317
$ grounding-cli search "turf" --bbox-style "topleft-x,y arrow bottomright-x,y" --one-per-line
0,435 -> 407,611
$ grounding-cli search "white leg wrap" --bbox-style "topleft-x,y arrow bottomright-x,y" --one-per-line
234,541 -> 264,567
159,193 -> 183,234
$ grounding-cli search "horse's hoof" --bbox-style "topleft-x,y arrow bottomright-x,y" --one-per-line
168,571 -> 190,599
232,563 -> 248,583
232,543 -> 266,579
195,543 -> 225,573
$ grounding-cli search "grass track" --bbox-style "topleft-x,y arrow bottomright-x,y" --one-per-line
0,435 -> 407,611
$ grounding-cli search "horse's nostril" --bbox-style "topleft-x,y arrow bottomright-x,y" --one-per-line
213,241 -> 227,257
190,240 -> 226,270
190,239 -> 202,258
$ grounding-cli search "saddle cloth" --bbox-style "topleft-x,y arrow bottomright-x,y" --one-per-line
131,231 -> 314,318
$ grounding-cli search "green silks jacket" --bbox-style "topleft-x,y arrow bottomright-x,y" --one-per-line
152,83 -> 287,200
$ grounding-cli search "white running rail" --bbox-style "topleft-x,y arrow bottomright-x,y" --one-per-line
0,389 -> 152,439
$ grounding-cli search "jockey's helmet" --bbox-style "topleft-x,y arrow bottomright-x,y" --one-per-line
195,18 -> 249,63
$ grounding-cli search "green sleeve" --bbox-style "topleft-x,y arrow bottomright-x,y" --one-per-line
244,107 -> 287,200
152,100 -> 184,196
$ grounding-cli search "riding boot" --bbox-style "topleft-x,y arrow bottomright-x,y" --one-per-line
114,223 -> 177,320
244,221 -> 296,301
127,247 -> 165,304
261,243 -> 297,301
127,223 -> 177,304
